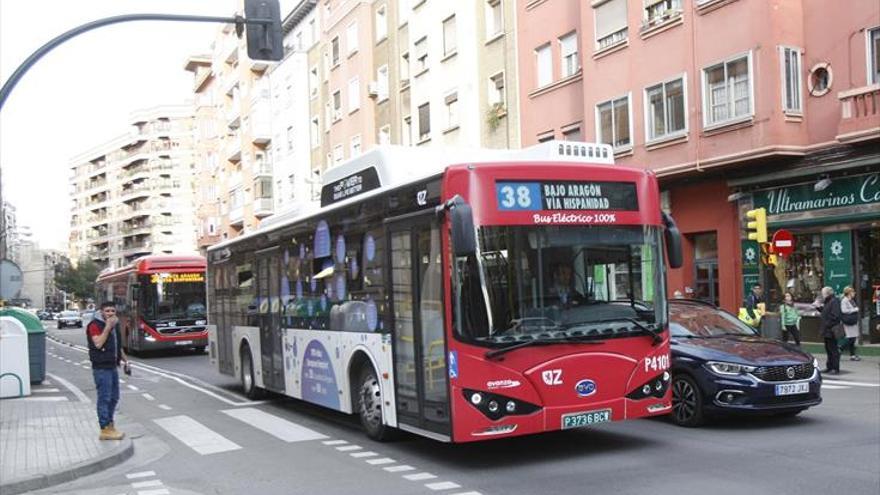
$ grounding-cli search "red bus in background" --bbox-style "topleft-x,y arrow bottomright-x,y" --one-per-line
96,255 -> 208,354
207,142 -> 683,442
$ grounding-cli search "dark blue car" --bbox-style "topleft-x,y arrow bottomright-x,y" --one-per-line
668,300 -> 822,427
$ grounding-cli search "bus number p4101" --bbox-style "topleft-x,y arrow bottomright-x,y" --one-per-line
644,355 -> 669,373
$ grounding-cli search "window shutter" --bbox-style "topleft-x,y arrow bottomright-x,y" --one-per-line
594,0 -> 628,39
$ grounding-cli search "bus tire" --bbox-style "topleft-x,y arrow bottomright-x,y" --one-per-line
671,374 -> 705,427
240,345 -> 264,400
356,366 -> 394,441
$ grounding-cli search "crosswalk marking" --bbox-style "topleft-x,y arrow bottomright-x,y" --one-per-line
337,445 -> 362,451
426,481 -> 462,490
351,451 -> 378,458
323,439 -> 348,445
131,480 -> 163,489
142,393 -> 156,401
404,473 -> 437,481
33,388 -> 61,393
136,489 -> 169,495
384,465 -> 416,472
221,408 -> 327,442
824,379 -> 879,387
154,415 -> 241,455
126,471 -> 156,479
21,396 -> 69,402
158,404 -> 172,411
822,385 -> 849,389
366,458 -> 396,465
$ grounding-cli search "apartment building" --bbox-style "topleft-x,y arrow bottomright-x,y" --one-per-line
68,106 -> 199,270
518,0 -> 880,336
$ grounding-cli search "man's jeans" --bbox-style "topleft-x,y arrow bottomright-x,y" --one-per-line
92,367 -> 119,428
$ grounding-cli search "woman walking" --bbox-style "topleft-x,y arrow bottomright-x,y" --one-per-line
780,292 -> 801,346
840,286 -> 861,361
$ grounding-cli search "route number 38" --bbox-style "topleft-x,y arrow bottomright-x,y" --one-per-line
500,185 -> 533,209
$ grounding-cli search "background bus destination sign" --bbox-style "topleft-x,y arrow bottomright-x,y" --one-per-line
495,180 -> 638,212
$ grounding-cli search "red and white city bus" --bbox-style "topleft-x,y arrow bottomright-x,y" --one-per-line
96,255 -> 209,354
206,142 -> 682,442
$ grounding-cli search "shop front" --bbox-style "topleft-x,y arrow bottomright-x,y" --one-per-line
742,170 -> 880,343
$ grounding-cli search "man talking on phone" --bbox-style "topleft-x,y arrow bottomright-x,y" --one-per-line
86,301 -> 128,440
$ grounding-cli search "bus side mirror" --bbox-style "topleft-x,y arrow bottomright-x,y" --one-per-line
446,197 -> 476,257
662,212 -> 683,269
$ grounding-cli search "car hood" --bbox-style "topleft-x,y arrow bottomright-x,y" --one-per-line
672,335 -> 811,365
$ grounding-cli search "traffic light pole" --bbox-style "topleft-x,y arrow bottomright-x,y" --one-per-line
0,13 -> 275,112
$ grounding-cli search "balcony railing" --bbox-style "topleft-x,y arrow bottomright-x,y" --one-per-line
837,84 -> 880,143
253,197 -> 274,218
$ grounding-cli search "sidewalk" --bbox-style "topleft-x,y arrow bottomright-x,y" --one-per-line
0,395 -> 133,495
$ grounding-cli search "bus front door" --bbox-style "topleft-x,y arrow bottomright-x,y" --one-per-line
387,215 -> 451,439
256,250 -> 284,392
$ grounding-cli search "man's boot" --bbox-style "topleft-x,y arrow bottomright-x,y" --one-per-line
108,422 -> 125,439
99,425 -> 124,440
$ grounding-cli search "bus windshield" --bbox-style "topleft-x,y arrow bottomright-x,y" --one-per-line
140,274 -> 207,323
457,225 -> 666,344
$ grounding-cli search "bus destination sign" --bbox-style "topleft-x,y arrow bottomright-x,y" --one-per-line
150,272 -> 205,284
495,180 -> 638,212
320,167 -> 381,207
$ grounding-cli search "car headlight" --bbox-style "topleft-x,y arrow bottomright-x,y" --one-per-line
812,357 -> 819,369
705,361 -> 756,376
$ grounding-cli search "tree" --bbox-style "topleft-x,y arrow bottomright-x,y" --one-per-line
56,258 -> 100,303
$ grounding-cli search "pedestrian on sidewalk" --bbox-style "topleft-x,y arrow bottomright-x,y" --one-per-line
816,286 -> 842,375
840,286 -> 861,361
87,301 -> 128,440
780,292 -> 801,346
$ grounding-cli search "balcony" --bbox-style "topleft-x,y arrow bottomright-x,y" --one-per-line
837,84 -> 880,144
253,198 -> 273,218
229,206 -> 244,226
226,136 -> 242,162
121,240 -> 152,256
119,221 -> 152,236
119,183 -> 151,202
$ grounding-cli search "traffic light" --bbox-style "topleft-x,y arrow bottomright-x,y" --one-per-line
244,0 -> 283,62
759,242 -> 777,266
746,207 -> 767,243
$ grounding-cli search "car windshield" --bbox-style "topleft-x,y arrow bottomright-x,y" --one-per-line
669,303 -> 756,337
455,225 -> 666,345
140,274 -> 207,322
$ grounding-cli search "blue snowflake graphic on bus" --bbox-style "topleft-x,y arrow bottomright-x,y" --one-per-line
301,340 -> 340,409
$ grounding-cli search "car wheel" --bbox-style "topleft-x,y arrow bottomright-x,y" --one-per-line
355,366 -> 394,441
672,374 -> 705,427
240,345 -> 264,400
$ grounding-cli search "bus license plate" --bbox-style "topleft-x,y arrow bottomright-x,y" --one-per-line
174,340 -> 193,346
561,409 -> 611,429
775,382 -> 809,396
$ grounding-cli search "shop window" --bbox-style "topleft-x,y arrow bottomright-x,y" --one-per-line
778,233 -> 824,303
692,233 -> 718,306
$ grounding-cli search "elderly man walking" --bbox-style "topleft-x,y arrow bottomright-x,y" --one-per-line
817,287 -> 842,375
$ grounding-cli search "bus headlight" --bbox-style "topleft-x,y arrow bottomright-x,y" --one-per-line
462,389 -> 540,421
627,372 -> 671,400
470,392 -> 483,405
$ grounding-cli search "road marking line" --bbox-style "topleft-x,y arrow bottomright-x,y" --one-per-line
136,490 -> 169,495
449,492 -> 482,495
323,440 -> 348,445
384,465 -> 416,472
142,393 -> 156,401
126,471 -> 156,479
821,384 -> 850,389
158,404 -> 172,411
337,445 -> 362,451
350,451 -> 378,458
222,407 -> 327,442
824,379 -> 880,387
426,481 -> 461,490
403,473 -> 437,481
33,388 -> 61,393
127,385 -> 140,391
154,415 -> 241,455
20,396 -> 69,402
366,458 -> 396,465
131,480 -> 164,489
47,372 -> 90,403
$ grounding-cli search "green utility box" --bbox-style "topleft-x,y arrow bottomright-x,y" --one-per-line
0,308 -> 46,384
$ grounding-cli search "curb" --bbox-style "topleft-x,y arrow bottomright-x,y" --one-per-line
0,433 -> 134,495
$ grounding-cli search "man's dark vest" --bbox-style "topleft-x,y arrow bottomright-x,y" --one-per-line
86,319 -> 120,369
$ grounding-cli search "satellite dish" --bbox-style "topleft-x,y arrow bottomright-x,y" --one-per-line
0,259 -> 24,300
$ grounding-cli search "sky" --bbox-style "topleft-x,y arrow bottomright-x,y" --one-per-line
0,0 -> 236,253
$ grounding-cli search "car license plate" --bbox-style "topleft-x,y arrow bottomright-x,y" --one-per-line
775,382 -> 809,396
174,340 -> 193,346
561,409 -> 611,429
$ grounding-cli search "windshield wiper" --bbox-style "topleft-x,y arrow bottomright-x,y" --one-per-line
485,335 -> 603,360
626,318 -> 662,346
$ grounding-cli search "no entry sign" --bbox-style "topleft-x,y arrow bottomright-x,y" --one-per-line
772,229 -> 795,257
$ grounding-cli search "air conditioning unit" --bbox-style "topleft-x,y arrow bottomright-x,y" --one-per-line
367,81 -> 379,98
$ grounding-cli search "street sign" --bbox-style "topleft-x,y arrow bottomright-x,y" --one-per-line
771,229 -> 795,257
0,259 -> 23,300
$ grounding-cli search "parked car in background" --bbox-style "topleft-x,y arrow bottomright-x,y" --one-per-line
668,299 -> 821,427
37,310 -> 52,320
57,310 -> 83,329
80,310 -> 96,322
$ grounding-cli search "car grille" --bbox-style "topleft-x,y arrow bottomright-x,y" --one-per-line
157,326 -> 205,335
751,363 -> 814,382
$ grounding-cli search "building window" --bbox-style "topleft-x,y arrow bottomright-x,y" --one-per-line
286,126 -> 294,151
486,0 -> 503,38
401,52 -> 410,82
309,66 -> 319,99
443,15 -> 457,57
331,36 -> 340,66
562,125 -> 582,141
311,117 -> 320,148
559,32 -> 579,78
377,65 -> 389,101
645,76 -> 686,141
346,22 -> 359,55
350,135 -> 362,156
594,0 -> 628,50
415,37 -> 428,73
378,125 -> 391,145
418,103 -> 431,142
537,132 -> 555,143
332,90 -> 342,121
644,0 -> 681,27
868,27 -> 880,84
780,47 -> 802,114
288,174 -> 296,201
254,177 -> 273,200
596,95 -> 631,150
536,43 -> 552,87
333,144 -> 344,164
703,53 -> 752,126
488,72 -> 505,106
348,77 -> 360,113
445,92 -> 459,129
403,115 -> 412,146
399,0 -> 411,26
376,5 -> 388,42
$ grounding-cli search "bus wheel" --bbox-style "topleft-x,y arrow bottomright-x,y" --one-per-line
240,346 -> 263,399
356,366 -> 393,441
671,374 -> 705,427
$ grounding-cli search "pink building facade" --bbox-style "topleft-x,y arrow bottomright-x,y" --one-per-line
519,0 -> 880,342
